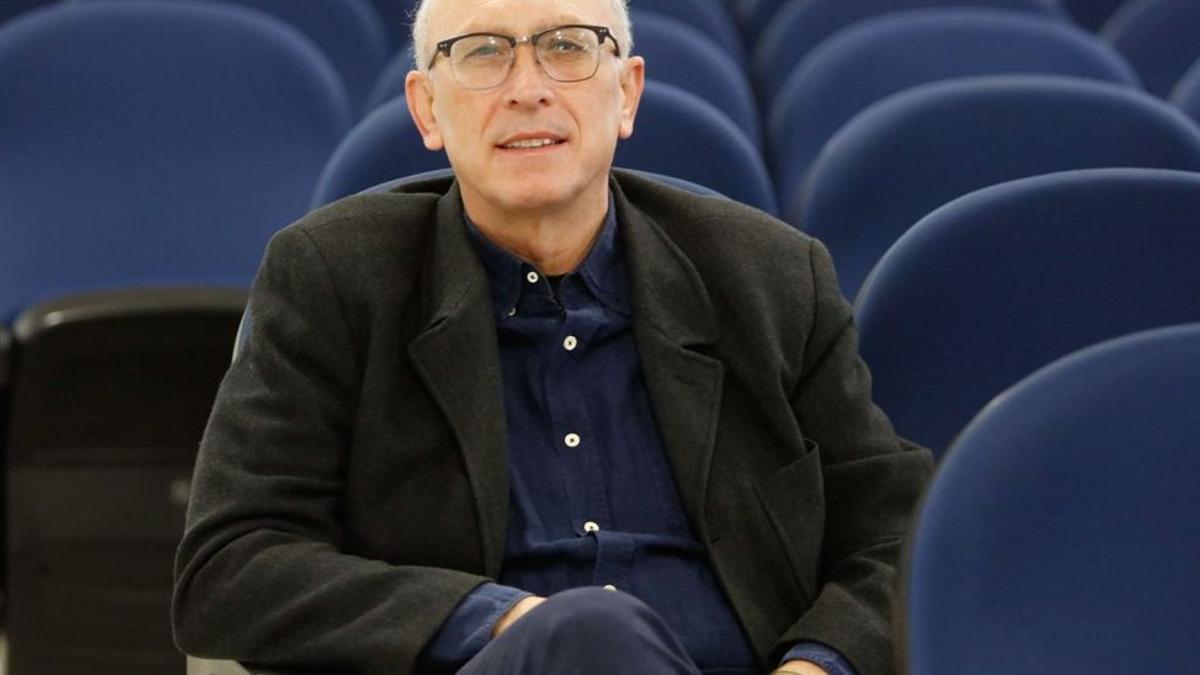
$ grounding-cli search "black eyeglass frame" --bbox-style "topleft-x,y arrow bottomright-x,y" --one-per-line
426,24 -> 622,84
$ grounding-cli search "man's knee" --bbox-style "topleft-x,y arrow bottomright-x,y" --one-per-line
531,586 -> 672,648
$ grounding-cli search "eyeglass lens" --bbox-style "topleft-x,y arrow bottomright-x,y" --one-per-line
448,27 -> 602,89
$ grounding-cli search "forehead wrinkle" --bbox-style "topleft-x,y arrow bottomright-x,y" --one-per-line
452,14 -> 599,38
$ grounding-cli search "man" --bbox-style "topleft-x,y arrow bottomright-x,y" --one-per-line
172,0 -> 932,672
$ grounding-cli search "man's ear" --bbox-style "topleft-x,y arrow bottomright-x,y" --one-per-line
617,56 -> 645,140
406,70 -> 444,151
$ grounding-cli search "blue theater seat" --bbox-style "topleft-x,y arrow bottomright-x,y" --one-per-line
84,0 -> 390,112
854,168 -> 1200,457
1172,56 -> 1200,124
1060,0 -> 1126,30
366,45 -> 416,110
796,75 -> 1200,299
1102,0 -> 1200,97
630,12 -> 760,144
903,322 -> 1200,674
0,0 -> 353,321
768,8 -> 1138,208
614,81 -> 776,213
630,0 -> 745,67
310,96 -> 446,207
753,0 -> 1069,106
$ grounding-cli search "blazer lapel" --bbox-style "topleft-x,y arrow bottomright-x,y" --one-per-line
407,185 -> 509,578
616,181 -> 724,542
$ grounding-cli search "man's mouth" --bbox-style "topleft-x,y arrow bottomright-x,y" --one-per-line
500,138 -> 562,149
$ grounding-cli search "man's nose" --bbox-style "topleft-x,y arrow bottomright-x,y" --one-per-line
505,44 -> 552,105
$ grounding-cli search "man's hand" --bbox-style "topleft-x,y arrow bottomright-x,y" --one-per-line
773,660 -> 830,675
491,595 -> 546,638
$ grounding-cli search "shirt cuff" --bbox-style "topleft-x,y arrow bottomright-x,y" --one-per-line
780,641 -> 857,675
419,582 -> 532,670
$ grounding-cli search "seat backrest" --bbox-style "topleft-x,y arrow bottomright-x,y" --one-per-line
366,46 -> 416,111
768,8 -> 1138,209
367,0 -> 416,50
5,288 -> 247,675
853,168 -> 1200,457
614,81 -> 776,213
361,167 -> 727,198
753,0 -> 1069,106
1060,0 -> 1126,30
903,322 -> 1200,674
0,1 -> 353,323
629,0 -> 745,66
796,75 -> 1200,299
1172,56 -> 1200,124
310,96 -> 448,207
630,11 -> 760,145
196,0 -> 391,112
1102,0 -> 1200,97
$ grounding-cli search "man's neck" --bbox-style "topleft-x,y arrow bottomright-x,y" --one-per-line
462,191 -> 609,276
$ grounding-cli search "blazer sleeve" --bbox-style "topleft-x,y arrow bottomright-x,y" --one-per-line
172,224 -> 490,674
775,240 -> 934,675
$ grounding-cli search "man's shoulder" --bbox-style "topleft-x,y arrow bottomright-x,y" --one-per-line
285,190 -> 443,248
614,170 -> 814,258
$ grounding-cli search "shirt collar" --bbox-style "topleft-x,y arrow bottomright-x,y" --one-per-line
463,194 -> 630,321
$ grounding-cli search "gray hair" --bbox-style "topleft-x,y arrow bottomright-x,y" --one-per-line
409,0 -> 633,72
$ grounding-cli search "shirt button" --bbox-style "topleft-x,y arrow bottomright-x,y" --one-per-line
563,335 -> 578,351
602,584 -> 617,591
563,433 -> 580,448
583,521 -> 600,533
526,271 -> 539,284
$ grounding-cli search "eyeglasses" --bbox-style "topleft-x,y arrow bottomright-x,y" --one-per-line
427,25 -> 621,90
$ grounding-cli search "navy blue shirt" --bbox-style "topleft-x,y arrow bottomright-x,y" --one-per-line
419,199 -> 854,675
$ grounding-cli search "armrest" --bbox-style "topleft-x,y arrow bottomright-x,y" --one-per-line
187,656 -> 306,675
187,657 -> 253,675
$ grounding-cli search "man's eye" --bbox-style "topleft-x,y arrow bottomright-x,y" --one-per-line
547,38 -> 587,52
461,43 -> 505,60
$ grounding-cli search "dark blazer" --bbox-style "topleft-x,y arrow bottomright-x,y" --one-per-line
173,171 -> 932,675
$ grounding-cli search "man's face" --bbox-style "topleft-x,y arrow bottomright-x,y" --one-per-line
406,0 -> 644,219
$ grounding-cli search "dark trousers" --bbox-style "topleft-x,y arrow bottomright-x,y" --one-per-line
458,587 -> 756,675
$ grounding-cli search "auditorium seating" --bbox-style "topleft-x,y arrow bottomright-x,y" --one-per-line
365,167 -> 724,198
366,46 -> 416,110
11,1 -> 1200,672
310,96 -> 446,207
1102,0 -> 1200,97
83,0 -> 390,113
614,81 -> 776,213
768,7 -> 1138,207
1173,58 -> 1200,124
628,12 -> 761,144
0,0 -> 353,320
0,2 -> 354,672
752,0 -> 1070,106
854,168 -> 1200,457
902,322 -> 1200,674
1060,0 -> 1126,29
629,0 -> 746,67
796,75 -> 1200,298
368,0 -> 417,51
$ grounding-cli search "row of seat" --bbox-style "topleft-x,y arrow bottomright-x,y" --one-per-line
9,1 -> 1200,240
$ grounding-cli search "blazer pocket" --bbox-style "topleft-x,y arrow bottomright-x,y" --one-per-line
753,438 -> 825,604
